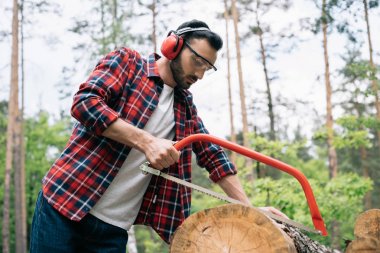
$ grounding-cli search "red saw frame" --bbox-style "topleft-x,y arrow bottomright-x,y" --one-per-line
174,133 -> 328,236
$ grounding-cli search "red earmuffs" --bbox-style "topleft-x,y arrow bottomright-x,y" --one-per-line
160,27 -> 211,60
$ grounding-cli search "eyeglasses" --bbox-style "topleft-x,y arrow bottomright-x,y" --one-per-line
184,41 -> 217,72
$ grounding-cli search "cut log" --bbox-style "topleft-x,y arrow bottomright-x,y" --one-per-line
170,204 -> 339,253
346,209 -> 380,253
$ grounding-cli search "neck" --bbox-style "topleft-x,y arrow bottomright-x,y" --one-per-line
156,57 -> 177,88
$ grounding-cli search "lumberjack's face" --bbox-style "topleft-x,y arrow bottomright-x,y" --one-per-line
170,38 -> 217,90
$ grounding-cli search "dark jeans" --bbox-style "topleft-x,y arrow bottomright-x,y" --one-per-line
30,191 -> 128,253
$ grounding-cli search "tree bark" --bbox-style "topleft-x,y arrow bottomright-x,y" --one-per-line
112,0 -> 118,49
14,108 -> 25,253
345,209 -> 380,253
231,0 -> 249,147
231,0 -> 255,179
223,0 -> 236,164
100,0 -> 107,54
2,0 -> 19,252
321,1 -> 340,247
255,3 -> 275,141
151,0 -> 157,54
322,0 -> 338,179
14,1 -> 27,252
170,204 -> 340,253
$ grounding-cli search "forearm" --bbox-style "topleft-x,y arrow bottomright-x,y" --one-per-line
102,118 -> 153,152
217,175 -> 251,206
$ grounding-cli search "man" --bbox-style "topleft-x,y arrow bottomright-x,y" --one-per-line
30,19 -> 285,253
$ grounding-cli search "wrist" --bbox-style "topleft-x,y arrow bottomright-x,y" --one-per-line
134,130 -> 153,151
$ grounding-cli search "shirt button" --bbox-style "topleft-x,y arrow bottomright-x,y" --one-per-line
149,105 -> 155,111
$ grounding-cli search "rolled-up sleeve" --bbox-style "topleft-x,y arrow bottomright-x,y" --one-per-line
71,48 -> 130,135
190,102 -> 237,183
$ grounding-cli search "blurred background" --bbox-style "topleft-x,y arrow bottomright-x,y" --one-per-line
0,0 -> 379,252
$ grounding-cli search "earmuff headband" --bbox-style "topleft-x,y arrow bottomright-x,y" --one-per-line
175,27 -> 211,36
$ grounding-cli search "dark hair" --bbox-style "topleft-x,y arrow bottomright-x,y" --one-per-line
176,19 -> 223,51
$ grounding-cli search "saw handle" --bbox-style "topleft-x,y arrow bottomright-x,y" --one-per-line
173,133 -> 328,236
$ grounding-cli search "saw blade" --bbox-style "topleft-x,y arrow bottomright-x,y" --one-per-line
139,163 -> 322,235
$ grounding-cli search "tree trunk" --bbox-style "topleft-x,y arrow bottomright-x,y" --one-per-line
345,209 -> 380,253
112,0 -> 118,49
231,0 -> 255,179
2,0 -> 19,252
230,0 -> 249,147
14,1 -> 27,251
223,0 -> 236,164
255,7 -> 275,141
14,109 -> 25,253
363,0 -> 380,152
322,0 -> 338,179
151,0 -> 157,54
170,204 -> 339,253
127,226 -> 138,253
100,0 -> 107,54
322,1 -> 339,247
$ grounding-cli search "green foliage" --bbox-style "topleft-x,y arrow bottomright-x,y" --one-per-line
312,115 -> 379,150
132,226 -> 169,253
341,60 -> 375,81
247,133 -> 300,160
369,0 -> 379,8
24,111 -> 71,226
0,101 -> 8,250
334,115 -> 376,149
240,133 -> 315,178
242,173 -> 372,247
337,115 -> 380,130
317,173 -> 373,245
0,108 -> 71,251
231,133 -> 374,248
334,130 -> 371,149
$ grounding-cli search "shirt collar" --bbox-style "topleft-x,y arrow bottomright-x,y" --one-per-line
147,53 -> 161,78
147,53 -> 189,99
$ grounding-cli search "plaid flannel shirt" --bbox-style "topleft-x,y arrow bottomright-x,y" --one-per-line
42,47 -> 237,243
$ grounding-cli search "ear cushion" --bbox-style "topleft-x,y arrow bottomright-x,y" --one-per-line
161,33 -> 184,60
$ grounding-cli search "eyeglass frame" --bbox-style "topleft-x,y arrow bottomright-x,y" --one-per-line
184,41 -> 218,72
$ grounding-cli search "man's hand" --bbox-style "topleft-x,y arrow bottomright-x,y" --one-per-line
102,118 -> 180,170
137,136 -> 180,170
259,206 -> 289,219
217,175 -> 289,220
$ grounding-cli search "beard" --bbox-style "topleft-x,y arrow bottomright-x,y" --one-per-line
170,55 -> 197,90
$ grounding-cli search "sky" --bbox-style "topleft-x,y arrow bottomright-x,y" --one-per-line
0,0 -> 379,139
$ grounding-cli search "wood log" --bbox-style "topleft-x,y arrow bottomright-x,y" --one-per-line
170,204 -> 340,253
345,209 -> 380,253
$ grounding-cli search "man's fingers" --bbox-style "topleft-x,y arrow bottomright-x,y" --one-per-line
148,152 -> 177,170
259,206 -> 289,219
169,146 -> 181,161
144,138 -> 181,170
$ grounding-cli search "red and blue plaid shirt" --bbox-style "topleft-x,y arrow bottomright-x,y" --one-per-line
42,47 -> 236,243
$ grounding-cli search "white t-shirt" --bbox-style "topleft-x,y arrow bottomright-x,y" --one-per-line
90,84 -> 175,230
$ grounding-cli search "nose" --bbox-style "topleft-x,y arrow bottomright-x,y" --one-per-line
194,69 -> 206,80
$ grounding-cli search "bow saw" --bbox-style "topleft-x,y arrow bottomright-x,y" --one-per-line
139,133 -> 328,236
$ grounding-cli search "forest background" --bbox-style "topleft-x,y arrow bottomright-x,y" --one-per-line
0,0 -> 379,252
